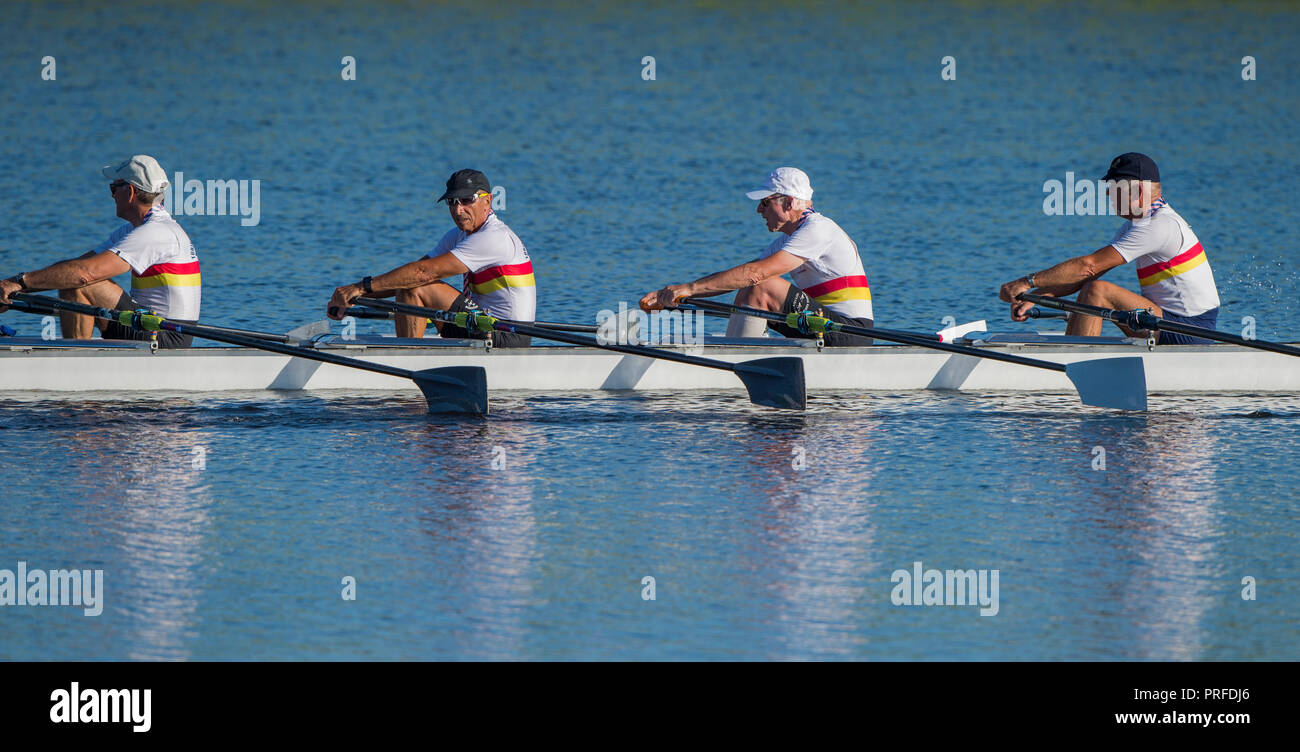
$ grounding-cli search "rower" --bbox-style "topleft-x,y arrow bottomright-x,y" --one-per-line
999,153 -> 1220,344
639,167 -> 874,346
326,169 -> 536,347
0,155 -> 201,348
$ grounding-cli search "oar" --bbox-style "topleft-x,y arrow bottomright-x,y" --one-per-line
351,297 -> 806,410
340,304 -> 600,333
681,297 -> 1147,411
678,303 -> 943,343
1027,308 -> 1068,320
10,293 -> 488,414
1019,292 -> 1300,358
8,295 -> 332,345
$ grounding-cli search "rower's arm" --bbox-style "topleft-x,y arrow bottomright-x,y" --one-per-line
370,253 -> 470,291
327,253 -> 471,319
1031,246 -> 1125,296
1000,246 -> 1125,303
18,251 -> 131,292
681,251 -> 804,298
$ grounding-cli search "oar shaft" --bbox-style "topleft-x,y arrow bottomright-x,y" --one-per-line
681,303 -> 939,342
191,323 -> 295,343
502,319 -> 739,372
1019,292 -> 1300,358
682,297 -> 1066,373
169,321 -> 417,379
684,299 -> 940,342
847,323 -> 1067,372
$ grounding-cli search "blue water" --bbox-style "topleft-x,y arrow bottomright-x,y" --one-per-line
1,1 -> 1297,660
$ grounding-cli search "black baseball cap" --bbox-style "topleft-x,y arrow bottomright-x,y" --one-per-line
1102,152 -> 1160,182
437,169 -> 491,202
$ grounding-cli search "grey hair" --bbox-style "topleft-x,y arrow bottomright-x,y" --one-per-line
132,187 -> 163,205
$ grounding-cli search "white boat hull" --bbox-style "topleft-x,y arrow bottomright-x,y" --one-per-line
3,337 -> 1299,395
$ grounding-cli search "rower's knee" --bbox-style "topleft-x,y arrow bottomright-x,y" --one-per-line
1077,280 -> 1108,305
399,282 -> 455,309
737,282 -> 784,312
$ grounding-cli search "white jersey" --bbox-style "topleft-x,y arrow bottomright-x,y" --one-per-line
425,213 -> 536,321
93,205 -> 201,320
760,211 -> 872,320
1109,201 -> 1219,317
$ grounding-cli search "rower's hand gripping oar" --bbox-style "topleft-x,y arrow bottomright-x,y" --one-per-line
354,297 -> 807,410
1019,292 -> 1300,359
682,297 -> 1148,411
10,293 -> 488,414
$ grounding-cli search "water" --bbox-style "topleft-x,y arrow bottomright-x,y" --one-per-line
1,1 -> 1297,660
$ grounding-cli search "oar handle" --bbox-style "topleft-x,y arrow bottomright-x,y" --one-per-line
344,306 -> 397,320
1017,293 -> 1143,326
4,297 -> 57,315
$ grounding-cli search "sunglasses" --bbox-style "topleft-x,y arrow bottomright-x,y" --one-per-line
758,195 -> 786,209
447,192 -> 487,208
109,180 -> 129,195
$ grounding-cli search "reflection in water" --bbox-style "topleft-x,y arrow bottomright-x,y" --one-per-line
733,413 -> 880,658
1075,414 -> 1221,660
403,419 -> 545,660
60,406 -> 214,661
0,389 -> 1293,661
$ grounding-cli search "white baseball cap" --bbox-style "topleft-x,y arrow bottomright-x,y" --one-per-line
102,155 -> 169,193
745,166 -> 814,201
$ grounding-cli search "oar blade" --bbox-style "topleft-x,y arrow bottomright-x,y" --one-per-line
412,366 -> 489,415
1064,356 -> 1147,411
733,357 -> 806,410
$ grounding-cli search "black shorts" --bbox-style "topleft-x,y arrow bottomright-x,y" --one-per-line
438,290 -> 532,348
767,286 -> 874,346
101,292 -> 194,349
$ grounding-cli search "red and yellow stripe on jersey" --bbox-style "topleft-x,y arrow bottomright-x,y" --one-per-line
465,261 -> 535,295
133,260 -> 202,289
1136,242 -> 1207,288
802,274 -> 871,306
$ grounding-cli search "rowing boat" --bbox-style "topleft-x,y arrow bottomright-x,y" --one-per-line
2,332 -> 1298,395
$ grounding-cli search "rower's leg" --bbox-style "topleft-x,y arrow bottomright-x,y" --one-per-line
1067,280 -> 1163,338
58,280 -> 126,339
729,278 -> 792,337
395,282 -> 462,338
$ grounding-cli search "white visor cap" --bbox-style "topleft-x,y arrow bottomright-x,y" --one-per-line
745,166 -> 813,201
102,154 -> 169,193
